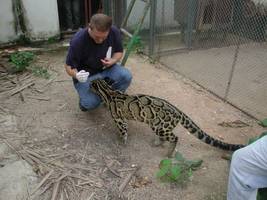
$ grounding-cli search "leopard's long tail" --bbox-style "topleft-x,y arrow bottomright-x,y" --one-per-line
178,112 -> 245,151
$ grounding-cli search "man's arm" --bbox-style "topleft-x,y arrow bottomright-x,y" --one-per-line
112,52 -> 123,63
65,64 -> 78,78
101,52 -> 123,67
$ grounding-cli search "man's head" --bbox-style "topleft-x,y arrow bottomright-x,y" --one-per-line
88,14 -> 112,44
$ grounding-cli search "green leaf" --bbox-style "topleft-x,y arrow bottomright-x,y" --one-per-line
160,159 -> 172,167
156,159 -> 172,178
185,159 -> 203,170
259,118 -> 267,127
10,51 -> 35,72
170,165 -> 181,181
248,132 -> 267,145
188,168 -> 193,177
175,151 -> 185,161
257,188 -> 267,200
248,136 -> 259,145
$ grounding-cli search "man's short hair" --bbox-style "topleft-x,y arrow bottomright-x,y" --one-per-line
90,14 -> 112,32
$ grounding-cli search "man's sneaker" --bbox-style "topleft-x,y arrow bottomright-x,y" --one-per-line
79,102 -> 88,112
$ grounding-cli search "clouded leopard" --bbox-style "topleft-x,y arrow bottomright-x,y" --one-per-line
90,79 -> 245,157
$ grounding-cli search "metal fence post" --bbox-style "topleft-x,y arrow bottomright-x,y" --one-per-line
149,0 -> 156,57
121,0 -> 150,66
185,0 -> 197,48
103,0 -> 111,16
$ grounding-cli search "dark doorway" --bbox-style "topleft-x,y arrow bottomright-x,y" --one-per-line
57,0 -> 103,32
84,0 -> 103,25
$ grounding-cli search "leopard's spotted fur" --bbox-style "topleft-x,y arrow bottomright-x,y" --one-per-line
91,79 -> 245,157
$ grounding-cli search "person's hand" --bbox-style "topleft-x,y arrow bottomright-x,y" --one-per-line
75,70 -> 89,82
101,58 -> 116,69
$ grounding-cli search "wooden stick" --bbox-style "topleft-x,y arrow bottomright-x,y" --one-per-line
51,181 -> 60,200
118,166 -> 140,197
22,150 -> 47,167
67,174 -> 91,182
16,75 -> 25,102
24,149 -> 44,159
2,139 -> 22,157
68,177 -> 80,199
27,95 -> 50,101
55,172 -> 70,182
45,153 -> 70,164
42,76 -> 57,88
63,187 -> 70,200
31,169 -> 54,195
104,159 -> 122,178
88,192 -> 95,200
63,162 -> 96,174
118,168 -> 138,172
10,82 -> 34,96
31,181 -> 53,199
77,180 -> 103,188
0,105 -> 8,113
57,103 -> 67,111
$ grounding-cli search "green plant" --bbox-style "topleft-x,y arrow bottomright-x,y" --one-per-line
248,131 -> 267,145
156,152 -> 203,184
257,188 -> 267,200
9,51 -> 50,79
259,118 -> 267,127
10,51 -> 35,72
123,35 -> 144,54
15,35 -> 31,45
47,35 -> 59,44
28,65 -> 50,79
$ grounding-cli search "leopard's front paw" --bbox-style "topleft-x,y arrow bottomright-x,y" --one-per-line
119,133 -> 127,145
151,136 -> 164,147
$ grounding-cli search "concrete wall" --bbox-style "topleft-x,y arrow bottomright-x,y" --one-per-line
22,0 -> 60,40
0,0 -> 19,43
0,0 -> 60,44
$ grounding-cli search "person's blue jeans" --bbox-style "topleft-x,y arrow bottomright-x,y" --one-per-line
73,64 -> 132,111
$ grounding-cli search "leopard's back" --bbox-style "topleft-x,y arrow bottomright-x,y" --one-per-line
91,79 -> 245,157
122,94 -> 179,126
119,94 -> 245,151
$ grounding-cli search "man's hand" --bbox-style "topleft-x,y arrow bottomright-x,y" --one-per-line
76,70 -> 89,82
101,58 -> 117,69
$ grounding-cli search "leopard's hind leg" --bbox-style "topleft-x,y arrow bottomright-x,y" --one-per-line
165,132 -> 178,157
153,125 -> 178,157
113,117 -> 128,144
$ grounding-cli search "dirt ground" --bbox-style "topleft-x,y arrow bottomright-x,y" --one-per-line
0,47 -> 265,200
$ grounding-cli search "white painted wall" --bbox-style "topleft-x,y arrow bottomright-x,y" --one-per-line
0,0 -> 60,44
126,0 -> 178,30
0,0 -> 19,43
22,0 -> 60,40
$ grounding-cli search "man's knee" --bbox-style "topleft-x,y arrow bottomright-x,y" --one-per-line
122,68 -> 132,84
118,67 -> 132,86
79,97 -> 101,111
115,65 -> 132,82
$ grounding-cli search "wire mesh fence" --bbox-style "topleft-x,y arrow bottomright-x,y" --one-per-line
122,0 -> 267,120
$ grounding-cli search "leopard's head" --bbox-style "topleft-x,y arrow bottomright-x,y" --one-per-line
90,78 -> 114,104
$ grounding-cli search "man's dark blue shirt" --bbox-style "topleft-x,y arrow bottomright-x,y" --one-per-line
66,26 -> 123,75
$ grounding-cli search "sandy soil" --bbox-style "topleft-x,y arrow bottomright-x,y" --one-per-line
1,48 -> 265,200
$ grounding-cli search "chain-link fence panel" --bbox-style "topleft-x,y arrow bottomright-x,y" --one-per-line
121,0 -> 267,120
